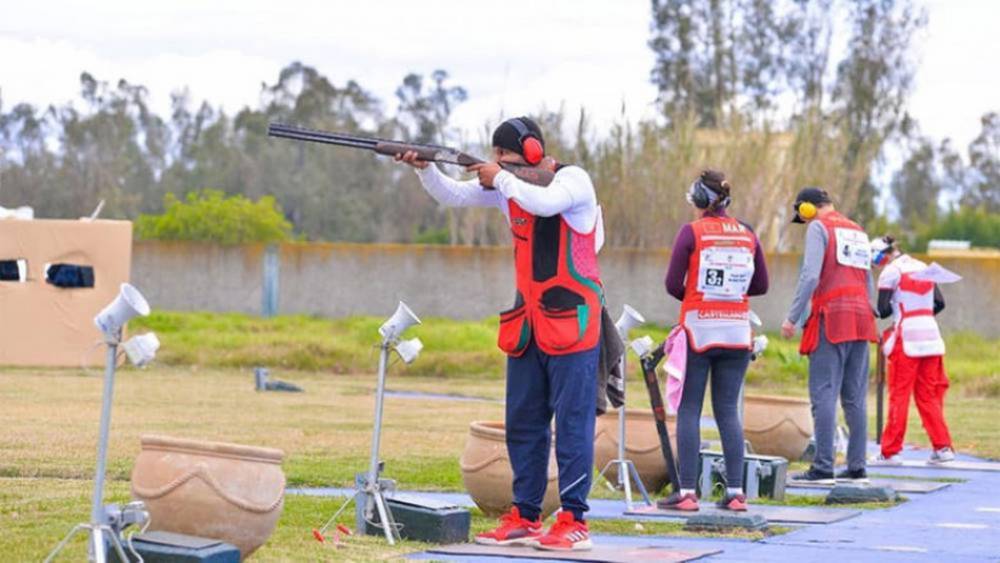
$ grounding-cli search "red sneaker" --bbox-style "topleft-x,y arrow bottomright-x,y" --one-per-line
534,511 -> 592,552
474,506 -> 542,546
657,491 -> 700,511
717,492 -> 748,511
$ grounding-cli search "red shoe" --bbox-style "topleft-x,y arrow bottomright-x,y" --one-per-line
657,491 -> 700,511
474,506 -> 542,546
717,492 -> 748,511
534,511 -> 592,552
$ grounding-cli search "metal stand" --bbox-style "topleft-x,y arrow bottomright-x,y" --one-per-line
876,336 -> 886,444
321,342 -> 400,545
594,353 -> 652,509
46,344 -> 132,563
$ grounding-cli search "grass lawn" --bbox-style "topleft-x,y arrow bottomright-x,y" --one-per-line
2,312 -> 997,560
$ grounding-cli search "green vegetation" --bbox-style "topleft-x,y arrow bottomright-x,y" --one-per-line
911,206 -> 1000,251
135,190 -> 293,245
131,313 -> 999,392
131,311 -> 501,377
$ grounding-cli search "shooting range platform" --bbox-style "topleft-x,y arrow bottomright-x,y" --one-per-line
868,458 -> 1000,472
625,504 -> 860,525
423,542 -> 721,562
294,444 -> 1000,561
786,477 -> 952,494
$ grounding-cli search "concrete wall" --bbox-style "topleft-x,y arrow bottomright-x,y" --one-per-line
131,241 -> 1000,337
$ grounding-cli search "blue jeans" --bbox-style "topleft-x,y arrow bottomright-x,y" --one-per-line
506,340 -> 599,521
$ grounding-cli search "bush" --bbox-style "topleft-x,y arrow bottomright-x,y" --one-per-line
912,206 -> 1000,251
135,189 -> 292,245
135,189 -> 293,245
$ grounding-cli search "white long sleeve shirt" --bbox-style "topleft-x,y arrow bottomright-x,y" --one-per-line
415,164 -> 604,250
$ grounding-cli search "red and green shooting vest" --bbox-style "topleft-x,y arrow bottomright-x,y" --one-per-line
497,191 -> 603,357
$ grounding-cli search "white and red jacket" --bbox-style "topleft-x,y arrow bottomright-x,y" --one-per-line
878,254 -> 945,358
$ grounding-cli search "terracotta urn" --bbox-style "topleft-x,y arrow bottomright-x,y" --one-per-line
743,394 -> 813,461
131,435 -> 285,560
460,421 -> 560,518
593,409 -> 677,493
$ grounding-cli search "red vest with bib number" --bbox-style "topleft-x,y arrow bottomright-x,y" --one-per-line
799,212 -> 877,355
680,216 -> 757,353
496,196 -> 603,357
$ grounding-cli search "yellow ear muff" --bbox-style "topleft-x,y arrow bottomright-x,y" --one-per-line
797,201 -> 817,220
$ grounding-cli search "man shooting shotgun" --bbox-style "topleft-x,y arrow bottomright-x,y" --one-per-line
267,123 -> 555,186
270,117 -> 605,553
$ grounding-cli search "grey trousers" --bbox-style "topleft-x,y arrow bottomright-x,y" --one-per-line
808,325 -> 870,473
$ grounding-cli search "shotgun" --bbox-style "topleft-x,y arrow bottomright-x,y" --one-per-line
638,342 -> 681,494
267,122 -> 554,187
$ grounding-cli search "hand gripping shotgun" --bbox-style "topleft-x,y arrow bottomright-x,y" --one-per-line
267,123 -> 555,187
634,338 -> 682,494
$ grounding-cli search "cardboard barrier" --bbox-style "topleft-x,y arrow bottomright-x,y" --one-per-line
0,219 -> 133,367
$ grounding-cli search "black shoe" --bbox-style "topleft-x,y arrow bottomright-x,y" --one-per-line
835,468 -> 870,483
791,467 -> 835,484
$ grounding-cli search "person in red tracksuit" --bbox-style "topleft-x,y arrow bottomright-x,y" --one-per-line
870,235 -> 955,464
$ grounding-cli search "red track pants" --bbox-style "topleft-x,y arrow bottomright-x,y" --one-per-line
880,344 -> 953,457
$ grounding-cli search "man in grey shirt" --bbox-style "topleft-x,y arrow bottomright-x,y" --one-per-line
782,188 -> 877,483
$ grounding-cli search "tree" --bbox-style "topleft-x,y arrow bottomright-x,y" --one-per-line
891,138 -> 940,230
964,112 -> 1000,212
832,0 -> 926,223
394,69 -> 468,144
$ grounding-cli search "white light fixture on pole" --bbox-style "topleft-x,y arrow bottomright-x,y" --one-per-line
594,305 -> 653,509
314,301 -> 422,546
47,284 -> 155,563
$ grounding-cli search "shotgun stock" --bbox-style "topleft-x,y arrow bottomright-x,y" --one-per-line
639,343 -> 681,493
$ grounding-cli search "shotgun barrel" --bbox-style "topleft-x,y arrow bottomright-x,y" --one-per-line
268,122 -> 482,166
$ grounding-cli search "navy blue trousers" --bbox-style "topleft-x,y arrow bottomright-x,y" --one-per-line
506,340 -> 599,521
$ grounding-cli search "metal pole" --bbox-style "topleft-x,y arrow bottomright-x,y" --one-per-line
89,343 -> 118,562
616,354 -> 633,506
363,342 -> 397,545
368,343 -> 389,488
876,336 -> 885,444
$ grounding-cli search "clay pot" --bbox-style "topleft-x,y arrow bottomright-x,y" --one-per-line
593,409 -> 677,493
460,421 -> 560,518
131,435 -> 285,559
743,394 -> 813,461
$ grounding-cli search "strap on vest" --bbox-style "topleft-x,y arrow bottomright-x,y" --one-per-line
810,285 -> 868,310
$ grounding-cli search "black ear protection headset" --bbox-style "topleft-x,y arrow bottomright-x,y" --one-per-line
507,118 -> 545,165
688,178 -> 731,210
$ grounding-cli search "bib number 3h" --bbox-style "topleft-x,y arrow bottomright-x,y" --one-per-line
697,247 -> 754,299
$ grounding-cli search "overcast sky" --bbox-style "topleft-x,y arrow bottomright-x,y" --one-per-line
1,0 -> 997,152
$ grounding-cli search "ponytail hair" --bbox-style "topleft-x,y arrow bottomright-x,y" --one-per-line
700,169 -> 732,210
